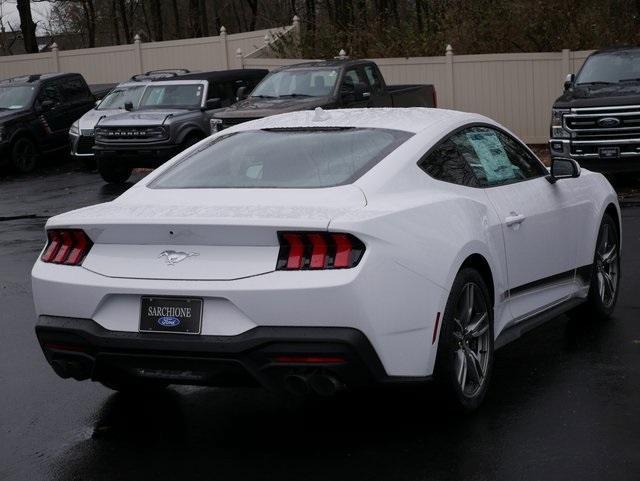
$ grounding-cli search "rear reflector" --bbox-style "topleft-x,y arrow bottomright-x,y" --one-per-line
272,355 -> 346,364
277,232 -> 365,270
41,229 -> 93,266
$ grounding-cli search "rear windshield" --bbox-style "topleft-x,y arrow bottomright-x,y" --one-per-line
150,128 -> 413,189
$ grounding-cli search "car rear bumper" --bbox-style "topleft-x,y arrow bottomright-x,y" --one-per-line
35,315 -> 428,391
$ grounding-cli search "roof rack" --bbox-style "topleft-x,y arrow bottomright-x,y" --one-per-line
0,74 -> 43,84
130,69 -> 191,82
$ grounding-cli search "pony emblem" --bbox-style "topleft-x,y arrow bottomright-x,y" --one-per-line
158,250 -> 199,265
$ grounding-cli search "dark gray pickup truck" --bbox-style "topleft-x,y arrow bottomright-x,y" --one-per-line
212,59 -> 437,130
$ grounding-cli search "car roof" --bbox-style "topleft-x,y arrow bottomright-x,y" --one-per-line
0,72 -> 78,85
591,45 -> 640,56
228,108 -> 491,135
277,59 -> 371,70
168,69 -> 268,82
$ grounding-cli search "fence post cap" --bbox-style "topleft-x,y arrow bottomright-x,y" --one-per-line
293,15 -> 300,23
446,44 -> 453,55
220,25 -> 227,35
134,34 -> 141,43
51,42 -> 58,51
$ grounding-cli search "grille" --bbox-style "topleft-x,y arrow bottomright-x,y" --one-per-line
221,117 -> 256,129
95,126 -> 167,141
564,106 -> 640,140
76,136 -> 95,155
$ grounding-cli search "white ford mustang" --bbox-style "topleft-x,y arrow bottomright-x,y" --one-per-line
32,108 -> 620,411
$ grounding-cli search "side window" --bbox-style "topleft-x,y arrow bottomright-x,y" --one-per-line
37,82 -> 62,105
450,126 -> 545,187
341,68 -> 366,92
208,81 -> 235,106
419,138 -> 480,187
364,65 -> 383,94
60,76 -> 91,101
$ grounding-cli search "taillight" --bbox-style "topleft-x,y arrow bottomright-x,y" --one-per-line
41,229 -> 93,265
277,232 -> 365,270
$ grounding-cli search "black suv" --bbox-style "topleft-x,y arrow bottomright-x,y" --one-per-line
0,73 -> 95,173
550,46 -> 640,173
93,69 -> 267,183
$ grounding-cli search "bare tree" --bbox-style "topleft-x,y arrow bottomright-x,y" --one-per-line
17,0 -> 39,53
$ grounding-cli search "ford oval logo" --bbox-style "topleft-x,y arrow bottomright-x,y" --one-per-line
598,117 -> 621,128
157,316 -> 181,327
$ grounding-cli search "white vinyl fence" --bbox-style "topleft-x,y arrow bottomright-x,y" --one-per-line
245,47 -> 594,144
0,21 -> 297,84
1,17 -> 591,143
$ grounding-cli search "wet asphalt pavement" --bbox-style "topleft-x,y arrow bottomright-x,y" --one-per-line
1,161 -> 639,481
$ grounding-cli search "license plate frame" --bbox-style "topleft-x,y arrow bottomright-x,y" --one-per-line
139,296 -> 203,334
598,146 -> 620,158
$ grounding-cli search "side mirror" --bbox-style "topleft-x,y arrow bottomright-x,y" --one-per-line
236,86 -> 248,101
547,157 -> 581,183
204,98 -> 222,110
40,100 -> 55,111
124,101 -> 134,111
564,73 -> 575,91
95,99 -> 101,107
354,82 -> 369,101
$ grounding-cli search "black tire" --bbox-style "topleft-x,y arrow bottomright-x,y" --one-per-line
182,133 -> 203,150
97,158 -> 133,184
435,267 -> 494,412
11,137 -> 39,173
570,213 -> 620,321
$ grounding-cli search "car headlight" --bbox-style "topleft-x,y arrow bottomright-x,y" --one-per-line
210,118 -> 222,134
69,120 -> 80,136
550,109 -> 570,138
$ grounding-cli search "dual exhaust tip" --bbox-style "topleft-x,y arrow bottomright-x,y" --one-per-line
283,372 -> 343,396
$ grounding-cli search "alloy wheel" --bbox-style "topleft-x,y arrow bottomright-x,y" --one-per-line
595,222 -> 619,309
452,282 -> 491,398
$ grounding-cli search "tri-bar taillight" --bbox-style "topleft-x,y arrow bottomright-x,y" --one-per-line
41,229 -> 93,266
277,232 -> 365,270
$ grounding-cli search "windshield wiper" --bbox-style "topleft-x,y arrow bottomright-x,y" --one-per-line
576,81 -> 615,86
251,94 -> 278,99
278,93 -> 314,98
618,78 -> 640,83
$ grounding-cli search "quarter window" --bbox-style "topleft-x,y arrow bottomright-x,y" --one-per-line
419,138 -> 480,187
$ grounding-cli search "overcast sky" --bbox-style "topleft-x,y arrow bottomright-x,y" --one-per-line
1,1 -> 52,34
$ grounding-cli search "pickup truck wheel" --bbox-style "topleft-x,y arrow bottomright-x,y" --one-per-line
97,159 -> 133,184
11,137 -> 39,173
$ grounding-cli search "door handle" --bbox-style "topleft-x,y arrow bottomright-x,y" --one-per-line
505,212 -> 526,228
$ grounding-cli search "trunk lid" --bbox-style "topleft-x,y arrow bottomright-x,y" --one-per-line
50,186 -> 366,280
